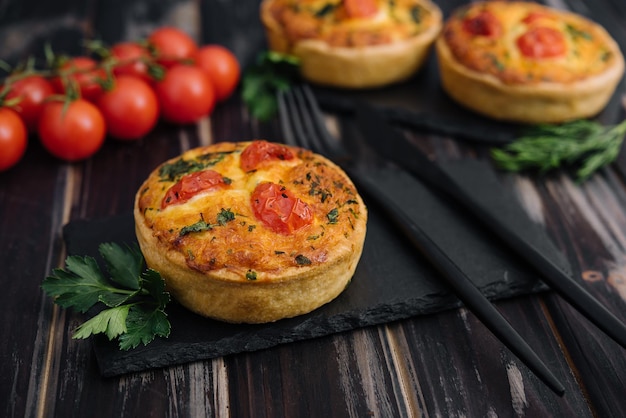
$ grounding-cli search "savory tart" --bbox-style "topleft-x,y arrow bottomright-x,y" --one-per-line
260,0 -> 443,88
436,1 -> 625,123
134,140 -> 367,323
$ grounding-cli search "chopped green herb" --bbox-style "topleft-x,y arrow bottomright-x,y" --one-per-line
275,250 -> 285,255
410,6 -> 422,23
566,24 -> 592,41
158,152 -> 232,182
42,243 -> 171,350
327,208 -> 339,224
246,270 -> 258,281
216,208 -> 235,225
180,219 -> 213,236
315,3 -> 336,17
295,255 -> 312,265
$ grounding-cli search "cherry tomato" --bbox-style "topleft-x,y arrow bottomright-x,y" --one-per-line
52,57 -> 106,102
521,12 -> 554,25
463,11 -> 502,38
0,108 -> 27,171
154,64 -> 215,124
240,140 -> 294,172
161,169 -> 229,209
110,42 -> 153,83
4,75 -> 55,132
344,0 -> 379,18
97,76 -> 159,140
194,45 -> 240,102
251,182 -> 313,235
148,26 -> 198,68
517,27 -> 566,59
38,99 -> 106,162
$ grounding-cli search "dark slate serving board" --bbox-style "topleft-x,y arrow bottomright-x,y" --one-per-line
63,159 -> 568,377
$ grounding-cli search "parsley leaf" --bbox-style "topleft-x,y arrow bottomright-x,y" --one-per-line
242,51 -> 301,121
42,242 -> 171,350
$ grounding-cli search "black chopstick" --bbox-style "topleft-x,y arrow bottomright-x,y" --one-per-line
355,102 -> 626,350
350,173 -> 565,396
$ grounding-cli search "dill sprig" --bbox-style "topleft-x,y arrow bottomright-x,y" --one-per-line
491,119 -> 626,182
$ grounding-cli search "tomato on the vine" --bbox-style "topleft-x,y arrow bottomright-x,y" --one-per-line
51,56 -> 106,102
148,27 -> 198,68
154,64 -> 215,124
4,75 -> 55,133
97,75 -> 159,140
0,108 -> 28,171
38,99 -> 106,162
110,42 -> 153,84
194,45 -> 240,102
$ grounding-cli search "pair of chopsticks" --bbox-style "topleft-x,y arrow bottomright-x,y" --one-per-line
353,102 -> 626,396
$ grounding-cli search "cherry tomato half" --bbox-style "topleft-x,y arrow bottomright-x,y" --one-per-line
344,0 -> 379,18
194,45 -> 240,102
110,42 -> 153,84
38,99 -> 106,162
517,27 -> 566,59
251,182 -> 313,235
0,108 -> 28,171
97,76 -> 159,140
52,57 -> 106,102
148,26 -> 198,68
240,140 -> 294,172
4,75 -> 55,132
463,10 -> 502,38
161,169 -> 229,209
154,64 -> 215,124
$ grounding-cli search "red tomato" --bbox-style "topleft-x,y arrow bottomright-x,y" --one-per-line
521,12 -> 554,25
110,42 -> 153,83
194,45 -> 240,102
148,26 -> 198,67
251,182 -> 313,235
0,108 -> 27,171
240,140 -> 294,172
463,11 -> 502,38
517,27 -> 566,59
52,57 -> 106,102
97,76 -> 159,140
4,75 -> 55,132
344,0 -> 379,18
38,99 -> 106,162
161,169 -> 229,208
154,64 -> 215,124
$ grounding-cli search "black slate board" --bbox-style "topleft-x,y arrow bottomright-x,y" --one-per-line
63,159 -> 568,377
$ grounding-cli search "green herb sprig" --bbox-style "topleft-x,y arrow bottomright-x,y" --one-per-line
242,51 -> 301,121
491,119 -> 626,182
42,242 -> 171,350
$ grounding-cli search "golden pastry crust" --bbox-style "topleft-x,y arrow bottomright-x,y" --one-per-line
436,1 -> 625,123
260,0 -> 443,88
134,141 -> 367,323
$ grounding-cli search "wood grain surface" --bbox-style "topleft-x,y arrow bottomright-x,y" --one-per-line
1,0 -> 625,417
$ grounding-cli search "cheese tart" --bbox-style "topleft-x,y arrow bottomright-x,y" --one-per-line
436,1 -> 625,123
260,0 -> 442,88
134,140 -> 367,323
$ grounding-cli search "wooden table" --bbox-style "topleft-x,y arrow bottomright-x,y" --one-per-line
2,0 -> 625,416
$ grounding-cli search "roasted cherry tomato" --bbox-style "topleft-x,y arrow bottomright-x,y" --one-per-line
148,26 -> 198,68
463,10 -> 502,38
52,57 -> 106,102
0,108 -> 28,171
240,140 -> 295,172
517,27 -> 566,58
38,99 -> 106,162
110,42 -> 153,83
344,0 -> 379,18
161,169 -> 229,208
97,75 -> 159,140
4,75 -> 55,132
194,45 -> 240,102
154,64 -> 215,124
251,182 -> 313,235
